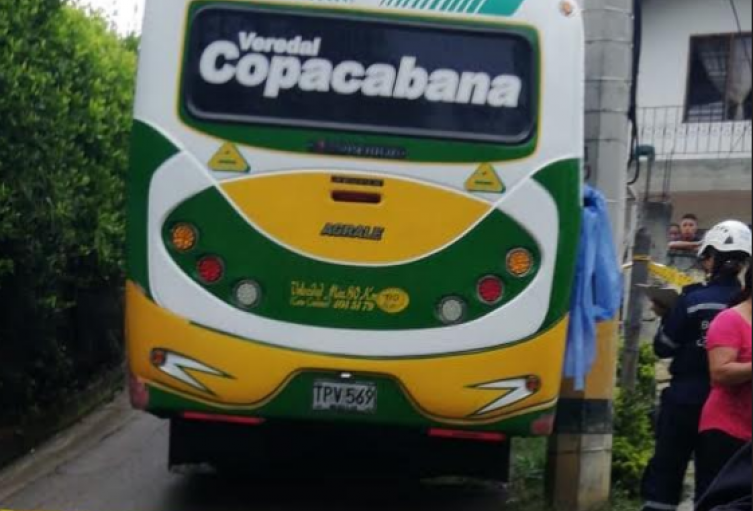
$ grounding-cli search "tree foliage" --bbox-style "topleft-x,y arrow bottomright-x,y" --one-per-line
0,0 -> 136,417
612,343 -> 658,495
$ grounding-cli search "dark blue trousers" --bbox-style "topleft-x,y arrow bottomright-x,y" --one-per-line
641,389 -> 704,511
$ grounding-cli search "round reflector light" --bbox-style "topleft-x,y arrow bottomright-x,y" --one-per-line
197,256 -> 224,284
437,297 -> 467,325
171,223 -> 198,252
526,375 -> 542,393
150,349 -> 168,368
477,276 -> 505,304
235,280 -> 262,309
507,249 -> 535,278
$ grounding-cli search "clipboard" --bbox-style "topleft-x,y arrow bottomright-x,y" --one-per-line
638,284 -> 680,310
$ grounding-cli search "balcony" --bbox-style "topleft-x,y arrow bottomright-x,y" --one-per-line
638,106 -> 752,160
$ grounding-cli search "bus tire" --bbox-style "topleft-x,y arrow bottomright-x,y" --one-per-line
472,441 -> 512,482
169,417 -> 268,473
168,418 -> 198,469
424,440 -> 511,482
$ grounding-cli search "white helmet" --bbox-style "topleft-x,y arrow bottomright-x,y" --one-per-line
699,220 -> 753,257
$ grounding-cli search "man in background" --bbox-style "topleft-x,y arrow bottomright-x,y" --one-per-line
669,223 -> 682,243
670,214 -> 702,252
669,214 -> 704,272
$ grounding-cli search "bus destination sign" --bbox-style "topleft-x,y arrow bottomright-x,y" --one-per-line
182,6 -> 537,144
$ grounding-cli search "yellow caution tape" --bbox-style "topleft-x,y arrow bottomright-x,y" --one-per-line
622,260 -> 702,288
648,262 -> 700,288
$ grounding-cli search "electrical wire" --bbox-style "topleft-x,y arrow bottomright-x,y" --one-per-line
727,0 -> 751,154
627,0 -> 644,186
729,0 -> 753,72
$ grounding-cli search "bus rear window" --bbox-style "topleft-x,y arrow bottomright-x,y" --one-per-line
182,7 -> 537,145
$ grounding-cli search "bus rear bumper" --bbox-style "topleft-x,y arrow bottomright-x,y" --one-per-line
127,282 -> 565,436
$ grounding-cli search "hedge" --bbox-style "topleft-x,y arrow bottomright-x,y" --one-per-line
0,0 -> 136,420
613,342 -> 658,495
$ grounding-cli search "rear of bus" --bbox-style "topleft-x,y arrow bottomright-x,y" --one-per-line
126,0 -> 584,475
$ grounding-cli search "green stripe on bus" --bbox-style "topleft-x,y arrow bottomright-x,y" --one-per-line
534,159 -> 582,329
180,107 -> 538,166
464,0 -> 485,13
477,0 -> 525,15
378,0 -> 524,14
147,375 -> 552,435
127,121 -> 179,296
165,191 -> 540,331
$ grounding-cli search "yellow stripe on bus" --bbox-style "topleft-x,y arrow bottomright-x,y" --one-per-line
222,173 -> 490,265
127,283 -> 568,425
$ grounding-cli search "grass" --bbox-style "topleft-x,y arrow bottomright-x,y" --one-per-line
506,438 -> 642,511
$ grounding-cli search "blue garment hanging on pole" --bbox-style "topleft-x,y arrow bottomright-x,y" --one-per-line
565,185 -> 623,390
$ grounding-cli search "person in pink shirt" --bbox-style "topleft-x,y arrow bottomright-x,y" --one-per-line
697,264 -> 753,500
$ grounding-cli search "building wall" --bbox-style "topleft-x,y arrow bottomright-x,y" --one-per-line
639,158 -> 752,193
669,191 -> 752,227
636,0 -> 752,228
639,0 -> 753,109
637,159 -> 752,226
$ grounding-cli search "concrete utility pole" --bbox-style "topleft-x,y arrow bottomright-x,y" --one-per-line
622,149 -> 674,389
622,227 -> 651,390
546,0 -> 633,509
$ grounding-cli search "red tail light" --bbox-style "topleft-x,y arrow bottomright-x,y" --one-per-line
429,428 -> 507,443
477,275 -> 505,304
182,412 -> 266,426
197,256 -> 225,284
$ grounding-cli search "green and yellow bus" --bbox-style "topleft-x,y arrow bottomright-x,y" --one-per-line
127,0 -> 585,476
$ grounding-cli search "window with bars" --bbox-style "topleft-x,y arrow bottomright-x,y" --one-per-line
685,33 -> 753,123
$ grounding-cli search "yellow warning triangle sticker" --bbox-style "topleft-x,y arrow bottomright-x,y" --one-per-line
208,143 -> 250,173
466,163 -> 506,193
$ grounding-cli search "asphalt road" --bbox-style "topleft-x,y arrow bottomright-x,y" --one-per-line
0,394 -> 510,511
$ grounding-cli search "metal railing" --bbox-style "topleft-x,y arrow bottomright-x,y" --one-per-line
638,106 -> 752,160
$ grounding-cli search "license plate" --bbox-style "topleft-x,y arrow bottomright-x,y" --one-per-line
313,380 -> 377,413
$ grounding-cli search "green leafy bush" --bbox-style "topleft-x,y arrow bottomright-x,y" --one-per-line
0,0 -> 136,419
612,343 -> 658,495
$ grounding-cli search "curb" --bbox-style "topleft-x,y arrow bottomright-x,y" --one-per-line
0,368 -> 124,470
